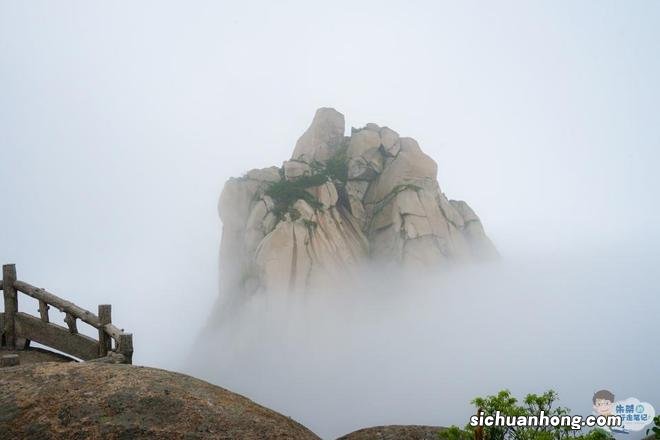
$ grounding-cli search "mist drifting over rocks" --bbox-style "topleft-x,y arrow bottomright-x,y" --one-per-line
188,246 -> 660,439
2,3 -> 659,439
185,110 -> 660,439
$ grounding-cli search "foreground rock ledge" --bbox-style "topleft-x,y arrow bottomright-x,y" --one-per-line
0,362 -> 319,440
338,424 -> 446,439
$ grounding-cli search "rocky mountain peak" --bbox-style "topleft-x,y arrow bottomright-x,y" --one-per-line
218,108 -> 497,296
291,107 -> 345,163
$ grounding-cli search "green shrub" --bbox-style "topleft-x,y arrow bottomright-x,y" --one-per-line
302,219 -> 318,230
287,206 -> 301,222
310,143 -> 349,184
266,147 -> 349,221
647,415 -> 660,439
265,176 -> 324,220
439,390 -> 615,440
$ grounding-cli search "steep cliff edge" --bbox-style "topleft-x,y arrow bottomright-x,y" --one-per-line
218,108 -> 497,296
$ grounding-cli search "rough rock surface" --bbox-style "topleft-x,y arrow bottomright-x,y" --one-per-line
337,425 -> 446,439
218,108 -> 497,296
292,107 -> 345,163
0,362 -> 319,440
0,347 -> 75,366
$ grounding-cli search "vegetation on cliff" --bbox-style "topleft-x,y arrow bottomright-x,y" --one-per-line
266,145 -> 349,221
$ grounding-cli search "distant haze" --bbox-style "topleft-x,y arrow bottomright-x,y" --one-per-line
1,2 -> 659,439
191,252 -> 660,438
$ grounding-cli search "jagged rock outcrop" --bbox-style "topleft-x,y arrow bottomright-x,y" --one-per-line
218,108 -> 497,295
292,108 -> 345,163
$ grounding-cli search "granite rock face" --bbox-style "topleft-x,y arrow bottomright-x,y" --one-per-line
0,362 -> 320,439
337,425 -> 446,440
218,108 -> 497,296
291,107 -> 345,163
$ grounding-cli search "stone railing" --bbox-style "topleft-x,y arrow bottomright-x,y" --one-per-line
1,264 -> 133,364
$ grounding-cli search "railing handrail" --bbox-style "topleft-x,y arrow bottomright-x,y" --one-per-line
1,263 -> 133,364
14,280 -> 103,327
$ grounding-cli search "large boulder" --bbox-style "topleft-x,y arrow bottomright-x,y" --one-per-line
291,107 -> 345,163
364,137 -> 437,205
379,127 -> 400,157
283,160 -> 311,180
346,128 -> 383,180
0,362 -> 319,439
246,166 -> 281,183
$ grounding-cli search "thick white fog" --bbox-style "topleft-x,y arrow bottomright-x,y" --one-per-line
1,1 -> 659,439
189,248 -> 660,438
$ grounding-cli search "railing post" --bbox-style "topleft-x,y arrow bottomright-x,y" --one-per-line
63,313 -> 78,334
118,333 -> 133,364
38,300 -> 49,323
2,264 -> 17,350
98,304 -> 111,356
